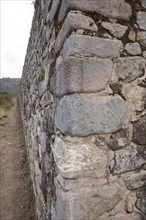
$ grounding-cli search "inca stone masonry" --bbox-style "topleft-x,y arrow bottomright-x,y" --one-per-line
19,0 -> 146,219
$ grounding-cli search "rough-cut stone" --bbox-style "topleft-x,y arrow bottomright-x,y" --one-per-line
125,192 -> 136,213
132,115 -> 146,146
55,94 -> 129,136
52,178 -> 122,220
128,30 -> 136,41
125,42 -> 142,55
137,31 -> 146,47
101,22 -> 128,38
124,170 -> 146,190
40,91 -> 53,108
56,57 -> 113,96
63,34 -> 123,59
143,51 -> 146,59
58,0 -> 132,22
107,129 -> 129,151
100,213 -> 141,220
47,0 -> 60,23
114,149 -> 145,174
137,187 -> 146,198
125,86 -> 146,113
136,12 -> 146,31
55,12 -> 98,53
115,57 -> 145,82
136,198 -> 146,215
51,136 -> 108,179
140,0 -> 146,8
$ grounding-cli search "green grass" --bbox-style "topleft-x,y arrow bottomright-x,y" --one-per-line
39,66 -> 45,81
0,91 -> 14,118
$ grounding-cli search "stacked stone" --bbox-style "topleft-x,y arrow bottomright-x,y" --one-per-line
19,0 -> 146,219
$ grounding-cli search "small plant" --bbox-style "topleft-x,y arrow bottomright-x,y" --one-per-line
40,66 -> 45,81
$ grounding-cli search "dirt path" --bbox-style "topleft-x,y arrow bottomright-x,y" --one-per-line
0,99 -> 35,220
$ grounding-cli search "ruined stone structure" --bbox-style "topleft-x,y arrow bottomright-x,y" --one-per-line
19,0 -> 146,219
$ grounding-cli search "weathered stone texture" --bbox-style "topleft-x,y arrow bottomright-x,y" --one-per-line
56,57 -> 113,95
59,0 -> 132,21
51,136 -> 108,179
132,116 -> 146,146
55,94 -> 129,136
136,198 -> 146,215
114,149 -> 145,174
124,170 -> 146,190
100,213 -> 141,220
53,179 -> 122,220
136,12 -> 146,31
101,22 -> 128,38
19,1 -> 146,219
55,12 -> 98,53
115,57 -> 145,82
63,34 -> 123,59
125,42 -> 141,55
140,0 -> 146,8
137,31 -> 146,47
107,129 -> 129,151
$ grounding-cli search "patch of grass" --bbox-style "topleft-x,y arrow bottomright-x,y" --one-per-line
39,66 -> 45,81
0,91 -> 14,115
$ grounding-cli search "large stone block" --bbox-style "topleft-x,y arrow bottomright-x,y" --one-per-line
115,57 -> 145,82
63,34 -> 123,59
55,12 -> 98,53
56,57 -> 113,96
58,0 -> 132,21
52,178 -> 122,220
51,136 -> 108,179
55,94 -> 129,136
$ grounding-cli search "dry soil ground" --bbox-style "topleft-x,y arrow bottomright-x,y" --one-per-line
0,99 -> 35,220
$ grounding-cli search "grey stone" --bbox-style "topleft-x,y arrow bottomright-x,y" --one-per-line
101,22 -> 128,38
52,178 -> 122,220
136,198 -> 146,214
132,115 -> 146,146
51,136 -> 108,179
143,51 -> 146,59
55,12 -> 98,53
137,187 -> 146,198
56,57 -> 113,96
40,91 -> 53,108
63,34 -> 123,59
55,94 -> 129,136
47,0 -> 60,23
114,149 -> 145,174
137,31 -> 146,47
38,81 -> 45,97
58,0 -> 132,22
140,0 -> 146,8
125,192 -> 136,213
125,42 -> 142,55
100,213 -> 141,220
107,129 -> 129,151
115,57 -> 145,82
137,11 -> 146,31
124,170 -> 146,190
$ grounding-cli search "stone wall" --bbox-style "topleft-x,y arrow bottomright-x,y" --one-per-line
19,0 -> 146,219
